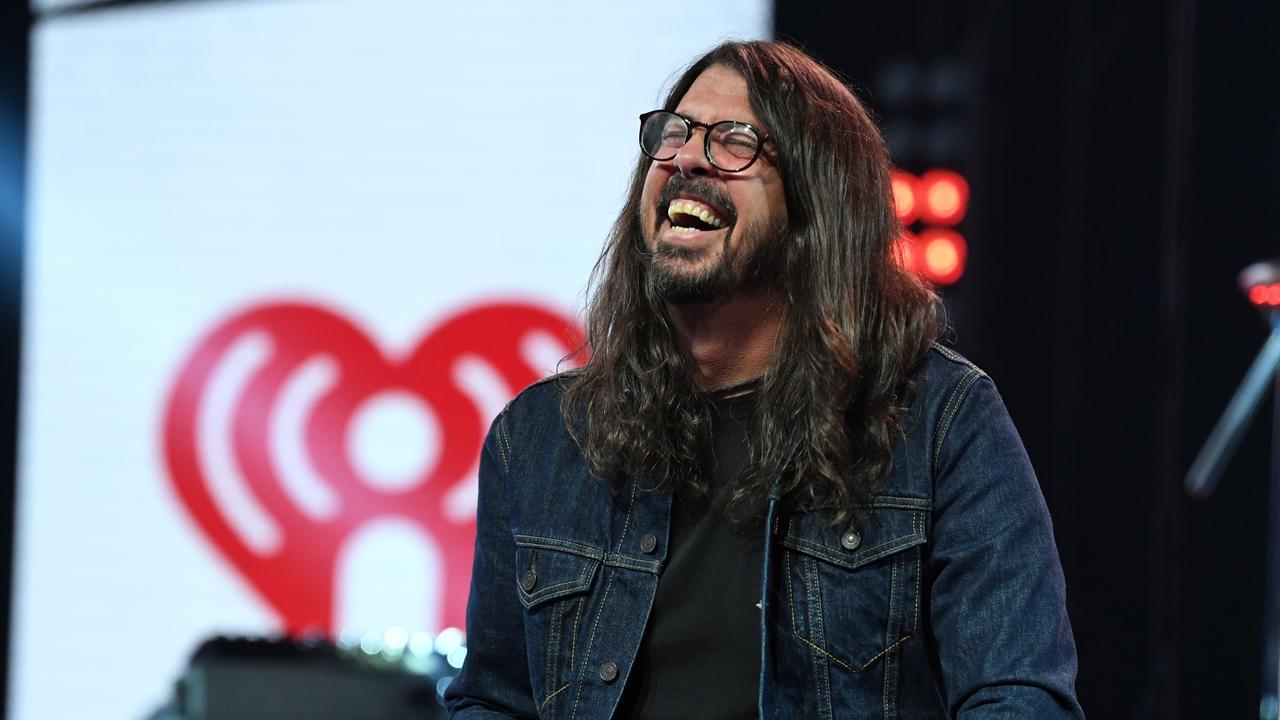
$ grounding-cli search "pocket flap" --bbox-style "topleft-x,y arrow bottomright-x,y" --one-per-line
513,536 -> 602,609
780,497 -> 928,570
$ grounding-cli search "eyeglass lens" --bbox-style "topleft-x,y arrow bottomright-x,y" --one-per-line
640,111 -> 761,172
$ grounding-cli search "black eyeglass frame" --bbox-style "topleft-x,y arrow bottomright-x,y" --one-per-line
638,110 -> 772,173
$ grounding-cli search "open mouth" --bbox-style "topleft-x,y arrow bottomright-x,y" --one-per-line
666,198 -> 729,234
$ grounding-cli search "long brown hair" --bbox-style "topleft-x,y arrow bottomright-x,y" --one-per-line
562,41 -> 941,521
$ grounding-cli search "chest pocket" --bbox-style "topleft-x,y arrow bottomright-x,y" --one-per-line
514,536 -> 601,608
779,498 -> 928,673
513,536 -> 601,715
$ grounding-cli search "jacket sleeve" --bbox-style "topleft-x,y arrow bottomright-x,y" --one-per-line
927,372 -> 1086,718
444,411 -> 539,719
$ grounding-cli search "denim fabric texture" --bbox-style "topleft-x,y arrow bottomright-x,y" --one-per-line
444,345 -> 1085,719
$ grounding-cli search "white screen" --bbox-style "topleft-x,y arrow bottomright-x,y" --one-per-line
13,1 -> 769,717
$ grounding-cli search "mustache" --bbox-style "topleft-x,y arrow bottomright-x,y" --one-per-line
654,176 -> 738,230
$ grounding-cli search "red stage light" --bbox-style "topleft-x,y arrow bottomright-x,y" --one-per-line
1239,261 -> 1280,309
918,169 -> 969,226
919,228 -> 967,285
891,171 -> 920,224
895,231 -> 920,272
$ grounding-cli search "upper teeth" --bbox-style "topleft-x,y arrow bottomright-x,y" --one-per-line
667,199 -> 726,229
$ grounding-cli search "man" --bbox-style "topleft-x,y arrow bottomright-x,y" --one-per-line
445,41 -> 1083,719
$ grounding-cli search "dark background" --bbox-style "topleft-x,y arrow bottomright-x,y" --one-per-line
777,1 -> 1277,717
1,0 -> 1276,717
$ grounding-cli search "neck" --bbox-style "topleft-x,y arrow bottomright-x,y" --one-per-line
667,285 -> 783,391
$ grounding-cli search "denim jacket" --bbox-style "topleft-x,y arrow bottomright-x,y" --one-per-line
444,345 -> 1084,719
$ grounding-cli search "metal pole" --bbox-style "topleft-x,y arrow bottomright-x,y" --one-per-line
1186,313 -> 1280,499
1264,372 -> 1280,720
1183,309 -> 1280,718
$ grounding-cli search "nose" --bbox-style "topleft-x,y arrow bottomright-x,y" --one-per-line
672,128 -> 714,177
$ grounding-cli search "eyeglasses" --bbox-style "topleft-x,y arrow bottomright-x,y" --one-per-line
638,110 -> 770,173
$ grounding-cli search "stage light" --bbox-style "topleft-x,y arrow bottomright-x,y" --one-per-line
895,231 -> 920,273
891,171 -> 920,224
359,632 -> 382,655
918,169 -> 969,225
383,626 -> 408,654
1241,260 -> 1280,308
919,228 -> 967,285
434,627 -> 464,656
1246,283 -> 1280,307
409,631 -> 433,656
436,676 -> 454,699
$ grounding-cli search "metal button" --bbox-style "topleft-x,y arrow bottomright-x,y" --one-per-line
599,661 -> 619,682
639,533 -> 658,554
840,529 -> 862,551
520,568 -> 537,592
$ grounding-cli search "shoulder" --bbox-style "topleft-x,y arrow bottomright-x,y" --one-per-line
480,369 -> 581,475
899,344 -> 1006,470
907,343 -> 991,414
489,369 -> 581,444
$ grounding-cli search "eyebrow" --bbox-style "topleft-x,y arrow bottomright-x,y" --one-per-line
672,109 -> 707,124
674,109 -> 763,129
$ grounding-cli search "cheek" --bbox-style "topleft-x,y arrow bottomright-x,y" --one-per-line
640,164 -> 669,226
762,180 -> 789,228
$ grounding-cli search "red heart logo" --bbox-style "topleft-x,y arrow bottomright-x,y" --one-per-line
163,300 -> 584,636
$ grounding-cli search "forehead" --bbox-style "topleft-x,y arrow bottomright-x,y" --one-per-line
674,64 -> 760,126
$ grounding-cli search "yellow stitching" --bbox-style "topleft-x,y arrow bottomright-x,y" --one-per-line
570,569 -> 614,720
933,371 -> 971,467
802,556 -> 836,720
539,682 -> 570,710
858,633 -> 913,672
617,481 -> 638,549
934,370 -> 981,472
526,575 -> 591,600
545,596 -> 560,699
513,537 -> 604,561
911,517 -> 922,634
806,556 -> 821,643
783,535 -> 924,573
786,551 -> 797,631
794,633 -> 856,673
568,596 -> 583,672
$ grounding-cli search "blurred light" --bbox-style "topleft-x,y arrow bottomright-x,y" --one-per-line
434,627 -> 464,656
891,171 -> 919,224
446,646 -> 468,670
359,632 -> 383,656
383,626 -> 408,652
297,626 -> 325,643
895,231 -> 919,273
436,676 -> 454,698
919,228 -> 967,285
409,631 -> 433,656
918,169 -> 969,225
1254,283 -> 1280,307
337,627 -> 362,651
402,652 -> 431,675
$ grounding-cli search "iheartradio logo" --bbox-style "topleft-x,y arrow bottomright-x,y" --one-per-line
163,300 -> 584,637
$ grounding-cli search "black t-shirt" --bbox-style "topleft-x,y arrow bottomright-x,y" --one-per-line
614,392 -> 762,718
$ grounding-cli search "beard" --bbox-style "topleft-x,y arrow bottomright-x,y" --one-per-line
644,178 -> 787,304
